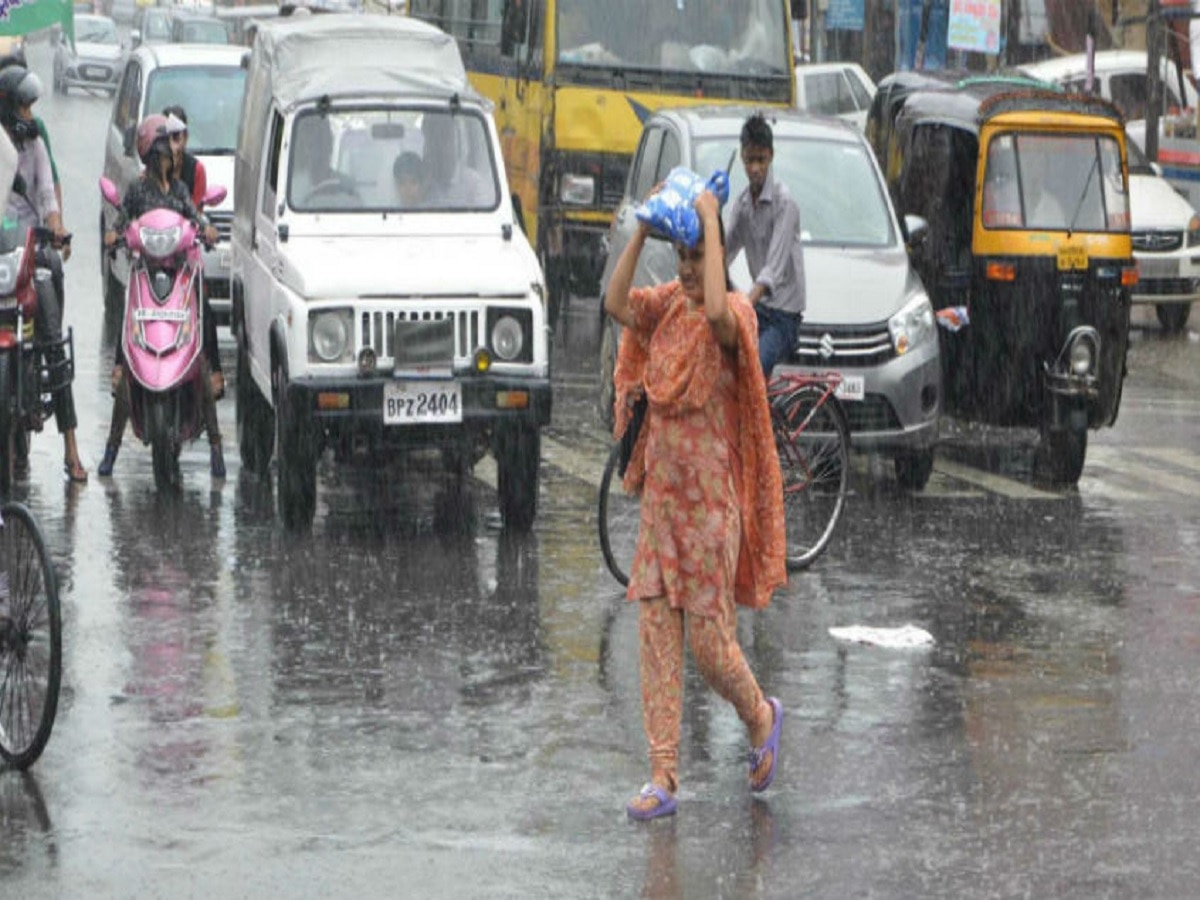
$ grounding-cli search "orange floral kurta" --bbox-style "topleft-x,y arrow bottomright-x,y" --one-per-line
614,281 -> 786,616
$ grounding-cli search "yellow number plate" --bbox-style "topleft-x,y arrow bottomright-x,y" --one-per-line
1057,244 -> 1088,271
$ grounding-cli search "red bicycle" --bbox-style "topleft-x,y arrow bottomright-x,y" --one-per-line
598,369 -> 850,586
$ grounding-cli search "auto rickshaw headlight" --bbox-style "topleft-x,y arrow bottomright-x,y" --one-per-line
1187,215 -> 1200,247
888,295 -> 935,357
1069,337 -> 1095,376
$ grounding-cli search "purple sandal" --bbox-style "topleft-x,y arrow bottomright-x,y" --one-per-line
749,697 -> 782,793
626,783 -> 678,821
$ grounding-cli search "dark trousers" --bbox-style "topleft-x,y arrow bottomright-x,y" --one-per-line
34,249 -> 76,433
755,304 -> 802,379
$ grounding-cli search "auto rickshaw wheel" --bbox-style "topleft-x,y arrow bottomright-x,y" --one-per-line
1155,302 -> 1191,334
1039,424 -> 1087,486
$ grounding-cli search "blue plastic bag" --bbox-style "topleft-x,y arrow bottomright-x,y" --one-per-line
635,166 -> 731,248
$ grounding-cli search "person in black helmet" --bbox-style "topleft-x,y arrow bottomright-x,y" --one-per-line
100,114 -> 225,479
0,65 -> 87,482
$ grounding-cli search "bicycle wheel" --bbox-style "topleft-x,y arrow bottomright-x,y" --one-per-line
598,443 -> 640,588
774,385 -> 850,569
0,502 -> 62,770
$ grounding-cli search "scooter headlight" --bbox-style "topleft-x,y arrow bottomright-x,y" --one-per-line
139,225 -> 182,258
0,248 -> 23,296
309,309 -> 353,363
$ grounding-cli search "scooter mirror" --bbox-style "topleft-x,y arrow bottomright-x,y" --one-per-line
99,177 -> 120,208
203,186 -> 227,207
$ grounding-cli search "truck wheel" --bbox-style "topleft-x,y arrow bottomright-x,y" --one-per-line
237,340 -> 274,476
894,448 -> 934,491
1039,424 -> 1087,486
495,423 -> 539,533
274,367 -> 316,531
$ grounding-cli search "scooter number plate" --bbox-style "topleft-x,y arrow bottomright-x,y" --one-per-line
383,381 -> 462,425
134,308 -> 189,323
1057,244 -> 1088,271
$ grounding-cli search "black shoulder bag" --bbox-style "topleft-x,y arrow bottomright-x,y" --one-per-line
617,394 -> 649,478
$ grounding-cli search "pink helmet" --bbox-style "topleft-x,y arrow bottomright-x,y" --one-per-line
135,114 -> 171,166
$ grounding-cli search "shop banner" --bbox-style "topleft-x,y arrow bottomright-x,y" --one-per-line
948,0 -> 1001,54
0,0 -> 73,45
826,0 -> 864,31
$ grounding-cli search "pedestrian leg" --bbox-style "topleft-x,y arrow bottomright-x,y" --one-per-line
637,596 -> 684,797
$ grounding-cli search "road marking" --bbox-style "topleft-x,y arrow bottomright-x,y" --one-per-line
934,459 -> 1064,500
1087,445 -> 1200,499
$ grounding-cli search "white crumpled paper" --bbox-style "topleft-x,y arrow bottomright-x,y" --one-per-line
828,624 -> 935,649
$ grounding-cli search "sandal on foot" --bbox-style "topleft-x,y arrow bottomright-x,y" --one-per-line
626,783 -> 677,821
749,697 -> 782,793
64,459 -> 88,484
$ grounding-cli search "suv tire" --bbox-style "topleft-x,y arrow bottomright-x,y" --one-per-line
274,364 -> 316,531
495,422 -> 539,533
237,339 -> 274,476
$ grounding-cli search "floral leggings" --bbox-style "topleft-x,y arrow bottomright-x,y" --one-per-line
638,595 -> 767,793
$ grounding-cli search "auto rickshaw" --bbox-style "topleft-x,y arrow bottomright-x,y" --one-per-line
874,81 -> 1134,484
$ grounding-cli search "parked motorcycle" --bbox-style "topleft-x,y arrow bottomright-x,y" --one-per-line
0,218 -> 74,494
99,177 -> 225,492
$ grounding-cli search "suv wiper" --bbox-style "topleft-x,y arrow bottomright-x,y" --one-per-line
1067,154 -> 1099,237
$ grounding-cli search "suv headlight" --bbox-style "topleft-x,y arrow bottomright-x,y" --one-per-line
309,309 -> 353,363
1187,214 -> 1200,247
139,225 -> 181,258
888,294 -> 935,356
486,307 -> 533,363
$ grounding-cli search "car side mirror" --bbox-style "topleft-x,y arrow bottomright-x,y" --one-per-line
903,214 -> 929,250
123,125 -> 135,157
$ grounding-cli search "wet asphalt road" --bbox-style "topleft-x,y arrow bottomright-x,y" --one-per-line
4,36 -> 1200,899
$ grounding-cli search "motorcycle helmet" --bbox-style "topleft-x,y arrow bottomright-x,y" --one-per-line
136,113 -> 173,169
0,65 -> 41,144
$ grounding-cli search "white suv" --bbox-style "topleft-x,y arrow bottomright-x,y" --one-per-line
102,42 -> 248,325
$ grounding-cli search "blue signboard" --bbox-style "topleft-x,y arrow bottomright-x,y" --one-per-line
896,0 -> 950,70
826,0 -> 864,31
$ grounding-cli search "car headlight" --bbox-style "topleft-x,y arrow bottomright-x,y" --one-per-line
560,173 -> 595,206
138,225 -> 181,258
0,249 -> 24,296
1187,214 -> 1200,247
309,309 -> 353,363
491,314 -> 524,361
888,294 -> 935,356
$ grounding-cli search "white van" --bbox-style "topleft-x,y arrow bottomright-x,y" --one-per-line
232,14 -> 550,531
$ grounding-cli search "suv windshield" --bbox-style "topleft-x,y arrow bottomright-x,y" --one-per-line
695,135 -> 895,247
78,17 -> 118,43
982,132 -> 1129,232
287,107 -> 500,214
556,0 -> 789,76
144,64 -> 246,154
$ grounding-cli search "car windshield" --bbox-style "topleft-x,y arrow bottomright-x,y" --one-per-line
144,65 -> 246,155
555,0 -> 789,76
982,132 -> 1129,232
695,135 -> 896,247
287,107 -> 500,214
176,19 -> 228,43
144,13 -> 171,39
77,17 -> 118,43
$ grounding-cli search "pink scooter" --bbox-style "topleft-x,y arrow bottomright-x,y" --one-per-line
99,177 -> 226,491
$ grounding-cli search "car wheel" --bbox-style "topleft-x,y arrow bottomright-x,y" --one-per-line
1155,302 -> 1191,334
894,448 -> 935,491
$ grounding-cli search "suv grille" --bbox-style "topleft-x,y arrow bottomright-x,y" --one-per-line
1132,230 -> 1183,253
794,324 -> 895,368
359,307 -> 482,365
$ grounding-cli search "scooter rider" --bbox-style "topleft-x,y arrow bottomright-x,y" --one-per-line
99,114 -> 225,479
0,65 -> 87,483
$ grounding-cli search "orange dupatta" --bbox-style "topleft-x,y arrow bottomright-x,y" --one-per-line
612,282 -> 787,609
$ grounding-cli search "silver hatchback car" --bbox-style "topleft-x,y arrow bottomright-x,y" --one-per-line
598,107 -> 941,489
